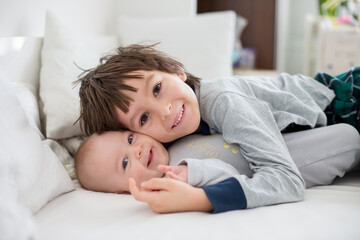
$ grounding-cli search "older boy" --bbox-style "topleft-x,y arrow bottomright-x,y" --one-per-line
75,44 -> 359,213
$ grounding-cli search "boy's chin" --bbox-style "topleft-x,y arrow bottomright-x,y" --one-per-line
164,128 -> 199,143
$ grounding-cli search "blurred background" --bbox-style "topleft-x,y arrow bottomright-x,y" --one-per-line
197,0 -> 360,76
1,0 -> 359,75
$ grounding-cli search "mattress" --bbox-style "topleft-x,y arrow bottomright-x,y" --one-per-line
35,173 -> 360,240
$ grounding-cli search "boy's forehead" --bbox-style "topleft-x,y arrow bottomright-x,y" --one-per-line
120,74 -> 150,97
125,70 -> 165,82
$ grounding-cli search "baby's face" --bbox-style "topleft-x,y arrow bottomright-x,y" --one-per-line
86,131 -> 169,193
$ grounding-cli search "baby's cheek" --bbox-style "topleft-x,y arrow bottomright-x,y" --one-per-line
132,169 -> 153,186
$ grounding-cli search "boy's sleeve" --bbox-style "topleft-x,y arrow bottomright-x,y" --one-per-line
203,177 -> 247,213
201,92 -> 305,213
178,158 -> 239,187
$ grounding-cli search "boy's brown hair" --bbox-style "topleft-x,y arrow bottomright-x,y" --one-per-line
74,44 -> 200,136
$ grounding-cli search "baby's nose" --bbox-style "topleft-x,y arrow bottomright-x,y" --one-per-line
134,144 -> 142,159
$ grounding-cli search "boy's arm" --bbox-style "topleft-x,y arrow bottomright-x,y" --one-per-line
129,178 -> 213,213
159,158 -> 240,187
201,92 -> 305,212
179,158 -> 240,187
132,159 -> 241,213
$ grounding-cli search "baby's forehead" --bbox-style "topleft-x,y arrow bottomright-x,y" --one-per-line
98,130 -> 130,140
84,131 -> 127,156
88,132 -> 128,163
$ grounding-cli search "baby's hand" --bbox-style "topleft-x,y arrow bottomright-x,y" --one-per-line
158,164 -> 188,183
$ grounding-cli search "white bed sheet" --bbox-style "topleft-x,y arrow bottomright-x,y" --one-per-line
35,173 -> 360,240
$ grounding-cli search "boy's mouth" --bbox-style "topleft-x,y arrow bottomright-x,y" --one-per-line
172,105 -> 184,128
147,149 -> 153,167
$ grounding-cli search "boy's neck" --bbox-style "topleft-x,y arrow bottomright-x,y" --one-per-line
198,119 -> 211,135
195,124 -> 202,133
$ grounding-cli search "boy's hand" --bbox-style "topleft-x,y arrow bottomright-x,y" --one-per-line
157,164 -> 188,183
128,178 -> 213,213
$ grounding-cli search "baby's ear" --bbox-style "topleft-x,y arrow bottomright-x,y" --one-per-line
177,72 -> 187,82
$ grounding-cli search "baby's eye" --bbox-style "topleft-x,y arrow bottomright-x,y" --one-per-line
140,112 -> 149,126
153,83 -> 161,97
122,158 -> 128,169
128,134 -> 133,144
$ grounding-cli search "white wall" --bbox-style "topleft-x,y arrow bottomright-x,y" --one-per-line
276,0 -> 318,74
0,0 -> 117,36
1,0 -> 318,75
0,0 -> 197,36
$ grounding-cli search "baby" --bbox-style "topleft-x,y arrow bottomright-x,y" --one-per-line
75,130 -> 188,193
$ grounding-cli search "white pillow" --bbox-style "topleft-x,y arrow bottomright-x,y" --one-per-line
39,11 -> 119,139
117,11 -> 236,80
0,146 -> 38,240
0,37 -> 43,96
0,74 -> 74,214
116,0 -> 197,17
13,82 -> 44,139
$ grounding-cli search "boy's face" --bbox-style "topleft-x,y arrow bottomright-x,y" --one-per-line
86,131 -> 169,193
115,70 -> 201,143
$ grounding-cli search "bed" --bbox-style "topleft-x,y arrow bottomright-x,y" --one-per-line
1,1 -> 360,239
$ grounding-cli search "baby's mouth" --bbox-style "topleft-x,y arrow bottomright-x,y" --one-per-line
147,149 -> 153,167
172,105 -> 184,128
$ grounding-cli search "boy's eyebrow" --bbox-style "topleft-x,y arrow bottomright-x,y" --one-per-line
129,115 -> 135,129
129,73 -> 154,129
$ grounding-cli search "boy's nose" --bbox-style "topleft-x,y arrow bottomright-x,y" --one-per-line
160,102 -> 172,120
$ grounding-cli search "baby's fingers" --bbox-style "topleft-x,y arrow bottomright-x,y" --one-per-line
166,171 -> 182,181
157,164 -> 173,173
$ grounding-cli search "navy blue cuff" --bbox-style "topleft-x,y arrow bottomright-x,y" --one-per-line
203,177 -> 247,213
200,119 -> 211,135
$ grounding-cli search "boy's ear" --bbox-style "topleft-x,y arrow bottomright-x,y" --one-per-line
177,72 -> 187,82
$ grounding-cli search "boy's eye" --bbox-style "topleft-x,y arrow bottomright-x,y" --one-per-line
153,83 -> 161,97
128,134 -> 133,144
122,158 -> 128,169
140,112 -> 149,126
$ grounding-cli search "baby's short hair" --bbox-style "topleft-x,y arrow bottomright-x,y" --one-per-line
74,136 -> 95,190
74,44 -> 200,136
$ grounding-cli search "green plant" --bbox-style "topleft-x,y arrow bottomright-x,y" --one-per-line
319,0 -> 347,16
